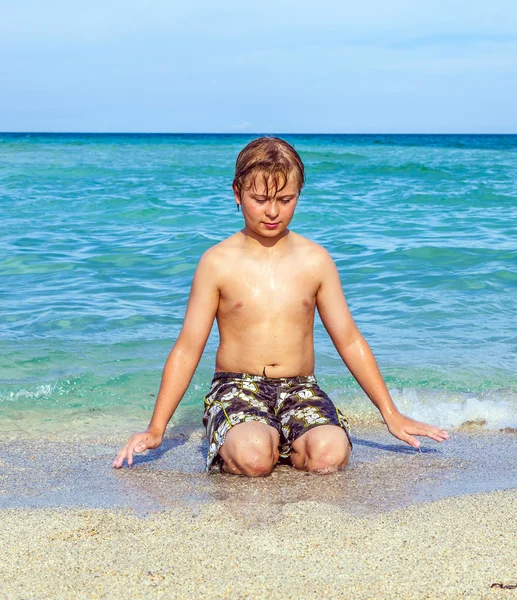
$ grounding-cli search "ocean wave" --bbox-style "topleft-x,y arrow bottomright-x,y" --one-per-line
303,151 -> 367,163
2,380 -> 516,433
332,387 -> 517,431
362,162 -> 451,177
389,387 -> 517,430
1,384 -> 56,402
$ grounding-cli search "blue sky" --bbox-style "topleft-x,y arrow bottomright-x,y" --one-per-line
1,0 -> 516,133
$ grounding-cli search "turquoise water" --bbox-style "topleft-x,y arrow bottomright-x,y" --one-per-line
1,133 -> 517,436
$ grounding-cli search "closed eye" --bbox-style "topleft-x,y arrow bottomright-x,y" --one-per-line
250,195 -> 294,205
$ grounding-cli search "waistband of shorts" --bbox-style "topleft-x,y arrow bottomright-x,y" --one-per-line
212,371 -> 317,385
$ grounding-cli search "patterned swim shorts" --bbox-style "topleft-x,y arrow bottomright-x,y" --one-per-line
203,371 -> 352,472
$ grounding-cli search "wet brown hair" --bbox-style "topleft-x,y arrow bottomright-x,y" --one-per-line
232,136 -> 305,199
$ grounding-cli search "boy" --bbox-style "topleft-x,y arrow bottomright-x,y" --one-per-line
113,137 -> 448,475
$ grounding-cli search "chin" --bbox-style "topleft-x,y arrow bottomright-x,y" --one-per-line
262,228 -> 285,237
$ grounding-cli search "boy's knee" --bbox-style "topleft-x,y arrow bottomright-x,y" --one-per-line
229,442 -> 278,477
221,426 -> 279,477
239,448 -> 277,476
307,441 -> 350,473
297,427 -> 351,473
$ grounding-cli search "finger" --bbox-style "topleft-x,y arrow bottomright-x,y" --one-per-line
126,443 -> 136,466
399,431 -> 421,449
126,438 -> 147,465
112,445 -> 129,469
414,424 -> 450,443
426,430 -> 449,443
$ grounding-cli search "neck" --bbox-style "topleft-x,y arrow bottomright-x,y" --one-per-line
241,226 -> 290,250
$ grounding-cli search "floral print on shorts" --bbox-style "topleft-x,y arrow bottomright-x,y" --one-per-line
202,372 -> 352,471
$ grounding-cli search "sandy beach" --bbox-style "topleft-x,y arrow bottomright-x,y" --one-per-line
1,426 -> 517,598
2,491 -> 517,599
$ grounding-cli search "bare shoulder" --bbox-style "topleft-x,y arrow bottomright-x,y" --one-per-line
195,233 -> 242,278
288,231 -> 335,269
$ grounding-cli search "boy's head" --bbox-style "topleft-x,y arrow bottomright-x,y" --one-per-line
232,136 -> 305,199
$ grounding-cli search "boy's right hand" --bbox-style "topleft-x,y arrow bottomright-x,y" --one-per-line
112,429 -> 163,468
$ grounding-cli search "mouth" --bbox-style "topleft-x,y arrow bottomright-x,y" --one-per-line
263,222 -> 280,229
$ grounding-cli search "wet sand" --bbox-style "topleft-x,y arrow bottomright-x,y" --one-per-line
2,426 -> 517,598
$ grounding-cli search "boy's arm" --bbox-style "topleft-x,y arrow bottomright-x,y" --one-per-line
315,249 -> 449,448
113,251 -> 220,467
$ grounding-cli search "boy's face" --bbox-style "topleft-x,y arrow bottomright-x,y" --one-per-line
234,173 -> 300,240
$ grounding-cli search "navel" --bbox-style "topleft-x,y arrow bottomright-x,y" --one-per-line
262,364 -> 278,377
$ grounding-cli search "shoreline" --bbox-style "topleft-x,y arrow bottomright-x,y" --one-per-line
2,425 -> 517,514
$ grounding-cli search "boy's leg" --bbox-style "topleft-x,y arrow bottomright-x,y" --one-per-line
277,376 -> 352,473
203,372 -> 283,476
218,421 -> 280,477
290,425 -> 351,473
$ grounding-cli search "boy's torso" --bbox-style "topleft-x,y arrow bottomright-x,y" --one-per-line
210,231 -> 325,378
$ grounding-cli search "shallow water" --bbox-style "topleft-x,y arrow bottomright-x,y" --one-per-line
2,427 -> 517,517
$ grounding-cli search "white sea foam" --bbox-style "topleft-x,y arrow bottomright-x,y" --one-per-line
335,387 -> 517,430
391,388 -> 517,430
1,384 -> 55,403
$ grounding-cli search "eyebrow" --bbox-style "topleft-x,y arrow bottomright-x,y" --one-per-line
249,193 -> 295,200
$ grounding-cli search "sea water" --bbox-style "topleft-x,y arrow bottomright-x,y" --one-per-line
1,133 -> 516,437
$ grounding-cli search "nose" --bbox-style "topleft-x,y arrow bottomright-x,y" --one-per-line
265,201 -> 279,219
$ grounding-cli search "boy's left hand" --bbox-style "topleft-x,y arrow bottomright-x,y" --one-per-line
384,412 -> 449,449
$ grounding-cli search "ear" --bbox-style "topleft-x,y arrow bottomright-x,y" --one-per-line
232,183 -> 241,207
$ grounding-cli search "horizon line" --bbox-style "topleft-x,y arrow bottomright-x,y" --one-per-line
2,131 -> 517,136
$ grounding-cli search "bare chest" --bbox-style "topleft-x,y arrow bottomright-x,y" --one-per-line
217,261 -> 319,322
